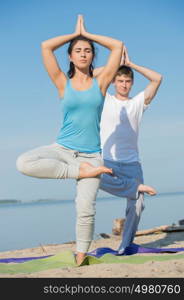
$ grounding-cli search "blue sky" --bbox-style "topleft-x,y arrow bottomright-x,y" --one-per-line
1,0 -> 184,200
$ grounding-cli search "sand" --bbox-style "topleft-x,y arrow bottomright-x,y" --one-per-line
0,230 -> 184,278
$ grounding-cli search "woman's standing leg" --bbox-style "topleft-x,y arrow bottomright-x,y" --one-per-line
75,153 -> 103,264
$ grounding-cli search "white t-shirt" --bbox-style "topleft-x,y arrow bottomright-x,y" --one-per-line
100,91 -> 148,163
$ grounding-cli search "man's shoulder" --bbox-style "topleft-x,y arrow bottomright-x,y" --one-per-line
104,92 -> 115,105
105,92 -> 113,100
132,90 -> 145,100
133,90 -> 149,112
131,90 -> 145,107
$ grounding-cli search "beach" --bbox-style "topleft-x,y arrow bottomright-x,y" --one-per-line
0,229 -> 184,278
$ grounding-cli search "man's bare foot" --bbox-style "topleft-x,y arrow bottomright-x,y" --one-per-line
138,184 -> 157,195
76,252 -> 86,265
78,162 -> 113,179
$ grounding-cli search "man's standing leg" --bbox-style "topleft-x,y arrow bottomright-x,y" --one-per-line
117,161 -> 145,254
117,192 -> 145,254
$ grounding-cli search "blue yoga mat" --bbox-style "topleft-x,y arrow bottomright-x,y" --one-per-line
1,243 -> 184,263
0,255 -> 51,263
88,243 -> 184,257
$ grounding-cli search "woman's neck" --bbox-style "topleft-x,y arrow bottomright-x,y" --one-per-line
70,68 -> 93,90
73,68 -> 91,82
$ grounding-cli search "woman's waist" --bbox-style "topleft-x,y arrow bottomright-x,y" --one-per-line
54,142 -> 101,156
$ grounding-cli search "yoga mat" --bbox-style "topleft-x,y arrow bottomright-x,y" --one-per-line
0,244 -> 184,274
88,243 -> 184,257
0,251 -> 184,275
0,251 -> 76,274
1,243 -> 184,263
0,255 -> 51,263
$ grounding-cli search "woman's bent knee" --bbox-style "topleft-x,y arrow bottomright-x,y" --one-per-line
16,154 -> 30,175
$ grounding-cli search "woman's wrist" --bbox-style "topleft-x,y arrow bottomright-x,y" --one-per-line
73,31 -> 81,38
81,29 -> 90,38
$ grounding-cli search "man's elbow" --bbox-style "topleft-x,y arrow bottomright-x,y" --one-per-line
158,74 -> 163,84
154,74 -> 163,86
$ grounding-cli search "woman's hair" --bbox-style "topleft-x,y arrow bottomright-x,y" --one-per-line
67,36 -> 95,78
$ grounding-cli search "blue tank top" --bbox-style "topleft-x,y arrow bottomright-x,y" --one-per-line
56,78 -> 105,153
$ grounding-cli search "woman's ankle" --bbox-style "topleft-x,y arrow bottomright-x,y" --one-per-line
76,252 -> 86,265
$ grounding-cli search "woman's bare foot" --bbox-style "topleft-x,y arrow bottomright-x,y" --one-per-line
76,252 -> 86,265
79,162 -> 113,179
138,184 -> 157,195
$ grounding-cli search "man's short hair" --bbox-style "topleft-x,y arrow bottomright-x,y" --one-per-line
114,65 -> 134,81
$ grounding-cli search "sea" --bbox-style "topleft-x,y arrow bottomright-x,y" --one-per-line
0,192 -> 184,252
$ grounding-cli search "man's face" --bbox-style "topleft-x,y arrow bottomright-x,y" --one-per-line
113,74 -> 133,97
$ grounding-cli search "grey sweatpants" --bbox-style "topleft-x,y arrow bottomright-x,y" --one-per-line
100,159 -> 145,252
16,143 -> 103,253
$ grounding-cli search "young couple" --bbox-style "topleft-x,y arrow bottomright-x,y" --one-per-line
16,15 -> 162,265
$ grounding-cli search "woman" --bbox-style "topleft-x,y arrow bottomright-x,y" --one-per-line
16,15 -> 123,264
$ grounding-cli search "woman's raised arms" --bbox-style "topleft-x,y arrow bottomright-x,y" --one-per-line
41,16 -> 81,97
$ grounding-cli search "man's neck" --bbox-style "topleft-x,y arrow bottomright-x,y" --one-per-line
115,92 -> 130,101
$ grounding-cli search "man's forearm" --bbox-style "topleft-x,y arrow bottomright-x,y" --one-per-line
129,62 -> 162,82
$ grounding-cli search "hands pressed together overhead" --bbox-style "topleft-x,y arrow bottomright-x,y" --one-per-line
74,14 -> 87,36
76,14 -> 130,67
121,45 -> 131,66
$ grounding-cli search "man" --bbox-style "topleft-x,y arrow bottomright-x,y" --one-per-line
95,46 -> 162,254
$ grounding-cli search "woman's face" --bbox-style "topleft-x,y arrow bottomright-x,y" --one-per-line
69,40 -> 93,70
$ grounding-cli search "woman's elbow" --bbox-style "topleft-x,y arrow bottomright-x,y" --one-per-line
116,40 -> 124,50
111,41 -> 123,52
16,154 -> 29,175
41,41 -> 47,49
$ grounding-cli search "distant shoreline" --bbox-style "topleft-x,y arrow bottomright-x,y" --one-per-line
0,191 -> 184,205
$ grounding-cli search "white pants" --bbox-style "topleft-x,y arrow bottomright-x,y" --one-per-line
16,143 -> 103,253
